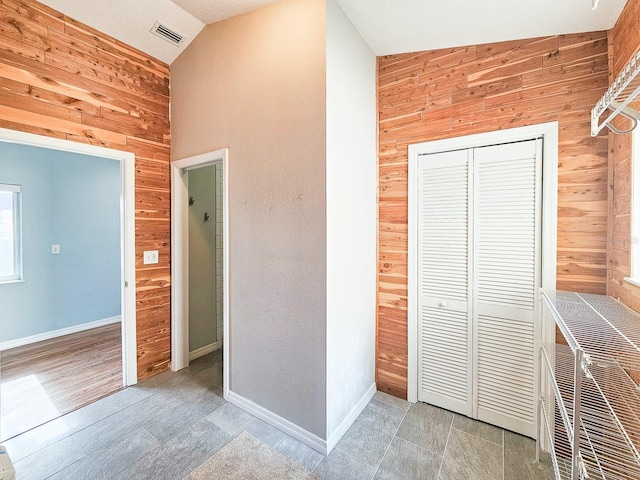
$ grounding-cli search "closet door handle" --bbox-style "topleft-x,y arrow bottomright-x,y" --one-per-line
439,301 -> 448,308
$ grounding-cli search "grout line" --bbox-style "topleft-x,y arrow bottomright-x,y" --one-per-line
370,402 -> 412,479
334,446 -> 378,468
449,424 -> 504,447
142,424 -> 163,444
502,430 -> 505,480
112,431 -> 163,478
370,396 -> 410,415
328,446 -> 382,479
306,452 -> 324,474
395,434 -> 444,459
372,393 -> 411,412
436,414 -> 455,480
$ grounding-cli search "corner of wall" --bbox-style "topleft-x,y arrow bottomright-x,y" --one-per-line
325,0 -> 377,438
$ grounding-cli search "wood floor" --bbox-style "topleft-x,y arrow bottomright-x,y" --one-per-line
0,323 -> 123,441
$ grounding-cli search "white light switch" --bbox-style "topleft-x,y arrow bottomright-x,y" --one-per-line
143,250 -> 159,264
51,244 -> 60,255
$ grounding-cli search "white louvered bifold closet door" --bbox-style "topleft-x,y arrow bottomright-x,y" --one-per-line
417,149 -> 473,417
416,139 -> 541,438
473,139 -> 541,438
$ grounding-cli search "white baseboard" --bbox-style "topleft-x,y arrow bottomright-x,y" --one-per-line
326,383 -> 377,454
227,390 -> 328,455
0,316 -> 121,351
189,341 -> 221,361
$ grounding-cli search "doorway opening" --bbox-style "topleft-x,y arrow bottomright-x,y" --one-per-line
171,149 -> 229,400
407,122 -> 558,438
0,127 -> 136,441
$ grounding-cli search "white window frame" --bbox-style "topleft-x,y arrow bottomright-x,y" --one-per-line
0,183 -> 22,283
627,128 -> 640,286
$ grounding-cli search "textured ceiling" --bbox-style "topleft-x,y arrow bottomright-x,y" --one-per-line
38,0 -> 629,65
170,0 -> 281,25
336,0 -> 628,56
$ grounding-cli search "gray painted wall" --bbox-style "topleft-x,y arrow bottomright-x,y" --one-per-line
188,165 -> 218,352
171,0 -> 327,437
0,142 -> 121,343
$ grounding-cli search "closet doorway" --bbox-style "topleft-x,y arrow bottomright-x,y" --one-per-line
171,149 -> 229,399
407,123 -> 558,439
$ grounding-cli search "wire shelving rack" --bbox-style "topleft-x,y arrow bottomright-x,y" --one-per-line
539,290 -> 640,480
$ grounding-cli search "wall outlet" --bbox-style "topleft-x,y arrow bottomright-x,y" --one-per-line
51,244 -> 60,255
143,250 -> 159,265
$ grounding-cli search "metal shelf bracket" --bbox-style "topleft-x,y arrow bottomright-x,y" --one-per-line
591,50 -> 640,136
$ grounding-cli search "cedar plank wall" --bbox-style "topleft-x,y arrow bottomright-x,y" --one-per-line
0,0 -> 171,380
377,33 -> 610,398
607,0 -> 640,310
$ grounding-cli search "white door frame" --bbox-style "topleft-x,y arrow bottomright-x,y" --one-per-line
407,122 -> 558,404
0,127 -> 137,386
171,149 -> 229,400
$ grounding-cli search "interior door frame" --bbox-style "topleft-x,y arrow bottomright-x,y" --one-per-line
171,149 -> 229,401
0,126 -> 138,386
407,122 -> 558,404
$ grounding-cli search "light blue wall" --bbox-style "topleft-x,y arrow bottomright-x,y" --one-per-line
0,142 -> 121,342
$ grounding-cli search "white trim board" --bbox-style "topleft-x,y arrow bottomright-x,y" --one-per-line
188,341 -> 221,361
228,383 -> 375,455
0,316 -> 121,351
407,122 -> 558,404
227,390 -> 328,455
326,383 -> 376,453
0,127 -> 137,386
171,149 -> 230,402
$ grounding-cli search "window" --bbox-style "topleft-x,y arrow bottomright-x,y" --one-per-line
630,129 -> 640,284
0,184 -> 22,282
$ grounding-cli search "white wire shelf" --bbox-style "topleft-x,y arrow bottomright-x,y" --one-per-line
541,290 -> 640,373
540,290 -> 640,480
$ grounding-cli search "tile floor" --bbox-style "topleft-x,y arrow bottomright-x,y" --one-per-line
4,351 -> 553,479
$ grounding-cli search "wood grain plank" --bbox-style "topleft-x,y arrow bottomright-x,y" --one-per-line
0,48 -> 169,116
0,75 -> 101,116
0,102 -> 127,143
62,19 -> 169,78
543,34 -> 608,67
379,47 -> 477,86
608,0 -> 640,77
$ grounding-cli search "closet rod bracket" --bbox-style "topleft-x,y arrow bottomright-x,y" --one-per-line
591,50 -> 640,136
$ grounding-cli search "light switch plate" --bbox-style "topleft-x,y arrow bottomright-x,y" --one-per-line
51,244 -> 60,255
143,250 -> 159,264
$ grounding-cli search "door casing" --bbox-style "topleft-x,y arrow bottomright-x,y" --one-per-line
171,149 -> 229,401
0,126 -> 137,386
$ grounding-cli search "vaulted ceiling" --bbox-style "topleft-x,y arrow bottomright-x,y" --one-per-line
38,0 -> 628,65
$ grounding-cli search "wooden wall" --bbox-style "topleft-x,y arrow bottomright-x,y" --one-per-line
377,33 -> 610,398
607,0 -> 640,310
0,0 -> 171,380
